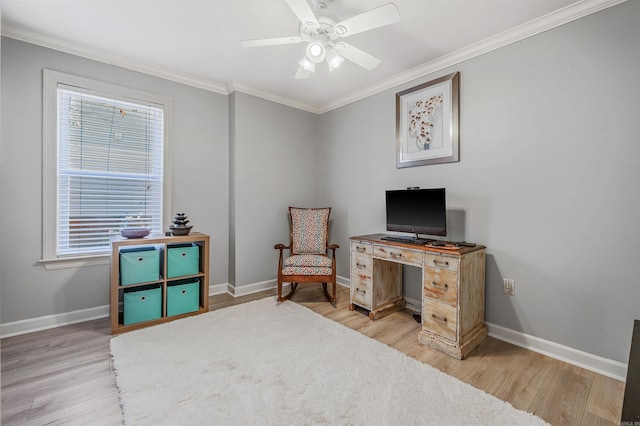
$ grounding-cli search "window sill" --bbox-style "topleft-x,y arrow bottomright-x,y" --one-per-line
39,254 -> 110,270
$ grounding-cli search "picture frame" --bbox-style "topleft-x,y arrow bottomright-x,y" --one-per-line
396,72 -> 459,168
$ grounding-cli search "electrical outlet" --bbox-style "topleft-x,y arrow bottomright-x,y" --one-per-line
503,279 -> 515,296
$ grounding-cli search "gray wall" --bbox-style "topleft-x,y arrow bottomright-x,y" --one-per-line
229,91 -> 320,287
2,1 -> 638,366
319,1 -> 640,363
0,37 -> 319,325
0,37 -> 229,324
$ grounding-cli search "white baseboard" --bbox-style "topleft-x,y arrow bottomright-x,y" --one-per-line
336,274 -> 350,288
5,277 -> 623,382
0,278 -> 350,338
209,282 -> 230,296
227,279 -> 277,297
404,296 -> 421,313
486,322 -> 627,382
0,305 -> 110,338
1,282 -> 232,338
226,275 -> 350,297
363,292 -> 627,381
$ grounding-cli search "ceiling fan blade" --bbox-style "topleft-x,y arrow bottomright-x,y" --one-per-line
335,42 -> 381,70
334,3 -> 400,37
284,0 -> 319,28
240,36 -> 303,47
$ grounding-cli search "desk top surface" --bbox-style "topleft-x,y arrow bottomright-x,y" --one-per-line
350,234 -> 485,255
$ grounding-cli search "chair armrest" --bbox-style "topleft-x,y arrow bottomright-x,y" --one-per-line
274,244 -> 291,273
328,243 -> 339,259
328,244 -> 339,250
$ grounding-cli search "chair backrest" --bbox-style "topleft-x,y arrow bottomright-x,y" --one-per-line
289,207 -> 331,255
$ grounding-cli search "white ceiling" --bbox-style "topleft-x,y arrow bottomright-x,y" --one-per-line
0,0 -> 624,112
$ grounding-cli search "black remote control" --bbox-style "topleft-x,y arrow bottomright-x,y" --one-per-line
454,242 -> 476,247
430,241 -> 446,247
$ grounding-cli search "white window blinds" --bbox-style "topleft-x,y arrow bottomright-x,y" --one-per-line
57,85 -> 164,256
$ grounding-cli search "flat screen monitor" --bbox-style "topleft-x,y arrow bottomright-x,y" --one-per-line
385,188 -> 446,236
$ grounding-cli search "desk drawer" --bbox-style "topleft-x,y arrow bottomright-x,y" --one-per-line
374,244 -> 423,265
351,241 -> 373,255
425,253 -> 459,272
351,252 -> 372,273
350,244 -> 373,309
424,269 -> 458,306
423,299 -> 458,342
350,277 -> 372,309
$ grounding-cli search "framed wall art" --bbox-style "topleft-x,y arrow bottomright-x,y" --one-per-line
396,72 -> 459,168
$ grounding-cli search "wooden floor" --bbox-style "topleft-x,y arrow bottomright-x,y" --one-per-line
2,285 -> 624,425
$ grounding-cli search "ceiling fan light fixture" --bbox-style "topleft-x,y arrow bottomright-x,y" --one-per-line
298,57 -> 316,73
326,49 -> 344,72
295,66 -> 312,79
241,0 -> 401,80
306,41 -> 326,63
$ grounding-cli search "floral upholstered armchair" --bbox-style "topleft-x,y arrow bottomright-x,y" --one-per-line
274,207 -> 339,305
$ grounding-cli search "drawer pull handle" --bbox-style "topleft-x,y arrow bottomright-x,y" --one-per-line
431,313 -> 447,323
390,252 -> 403,259
431,282 -> 449,290
356,262 -> 366,269
433,259 -> 449,267
356,246 -> 366,253
356,288 -> 367,295
181,252 -> 187,257
358,274 -> 368,279
137,257 -> 144,262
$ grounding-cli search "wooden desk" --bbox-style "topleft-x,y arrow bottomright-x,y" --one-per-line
349,234 -> 487,359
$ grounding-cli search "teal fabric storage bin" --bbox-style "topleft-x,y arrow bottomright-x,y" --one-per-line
123,284 -> 162,325
120,247 -> 160,285
167,244 -> 200,278
166,279 -> 200,316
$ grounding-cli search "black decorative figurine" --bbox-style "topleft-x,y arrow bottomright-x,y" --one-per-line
170,212 -> 193,236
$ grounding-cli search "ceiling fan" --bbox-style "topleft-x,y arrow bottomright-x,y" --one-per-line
240,0 -> 400,79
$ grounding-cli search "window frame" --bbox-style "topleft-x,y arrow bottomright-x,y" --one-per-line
42,69 -> 173,270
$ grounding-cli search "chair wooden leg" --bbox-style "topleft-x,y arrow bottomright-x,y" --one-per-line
278,282 -> 298,302
277,278 -> 285,302
321,282 -> 337,307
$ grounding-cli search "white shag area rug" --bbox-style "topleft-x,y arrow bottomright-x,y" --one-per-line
110,297 -> 548,425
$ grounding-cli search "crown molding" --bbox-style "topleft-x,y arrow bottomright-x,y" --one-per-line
1,25 -> 229,96
316,0 -> 628,113
228,82 -> 320,114
1,0 -> 626,113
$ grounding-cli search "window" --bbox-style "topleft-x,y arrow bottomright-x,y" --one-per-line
43,70 -> 172,268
